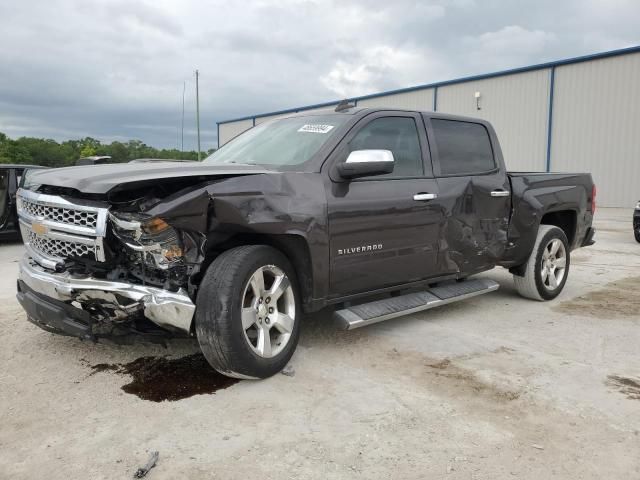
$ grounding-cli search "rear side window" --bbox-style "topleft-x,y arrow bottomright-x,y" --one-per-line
349,117 -> 423,177
431,119 -> 495,175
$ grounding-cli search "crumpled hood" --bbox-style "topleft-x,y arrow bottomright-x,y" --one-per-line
24,161 -> 272,194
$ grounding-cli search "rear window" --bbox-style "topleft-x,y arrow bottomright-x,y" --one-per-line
431,119 -> 495,175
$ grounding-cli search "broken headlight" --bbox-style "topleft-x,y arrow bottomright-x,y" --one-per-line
110,212 -> 184,270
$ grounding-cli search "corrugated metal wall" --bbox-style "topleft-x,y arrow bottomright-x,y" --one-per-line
357,89 -> 434,110
217,49 -> 640,206
551,52 -> 640,207
437,70 -> 550,172
254,104 -> 340,125
299,104 -> 339,114
255,112 -> 289,125
218,118 -> 253,146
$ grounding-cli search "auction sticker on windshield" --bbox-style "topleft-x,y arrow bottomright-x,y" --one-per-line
298,124 -> 335,134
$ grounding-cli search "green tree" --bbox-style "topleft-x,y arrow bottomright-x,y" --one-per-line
0,134 -> 33,164
0,131 -> 207,167
80,144 -> 97,158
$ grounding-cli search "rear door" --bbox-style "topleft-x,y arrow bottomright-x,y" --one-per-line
0,168 -> 10,230
424,116 -> 511,275
325,112 -> 443,297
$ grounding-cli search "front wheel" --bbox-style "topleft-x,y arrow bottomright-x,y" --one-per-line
195,245 -> 301,379
634,218 -> 640,243
513,225 -> 570,301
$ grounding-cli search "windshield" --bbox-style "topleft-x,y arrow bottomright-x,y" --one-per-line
205,114 -> 348,168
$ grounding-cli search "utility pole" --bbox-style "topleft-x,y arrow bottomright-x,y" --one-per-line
195,69 -> 201,161
181,81 -> 185,152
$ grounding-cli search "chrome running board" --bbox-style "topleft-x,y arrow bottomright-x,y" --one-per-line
334,278 -> 499,330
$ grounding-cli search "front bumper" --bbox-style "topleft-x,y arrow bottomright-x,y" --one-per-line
18,280 -> 94,339
17,255 -> 195,335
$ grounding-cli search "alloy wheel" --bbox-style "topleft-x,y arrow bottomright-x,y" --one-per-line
241,265 -> 296,358
540,238 -> 567,290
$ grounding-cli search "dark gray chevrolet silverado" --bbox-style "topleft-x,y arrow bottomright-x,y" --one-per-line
16,107 -> 596,379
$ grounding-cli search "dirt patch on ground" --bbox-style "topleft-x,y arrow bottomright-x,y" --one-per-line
425,358 -> 521,401
553,276 -> 640,318
88,354 -> 239,401
606,375 -> 640,400
427,358 -> 451,369
391,348 -> 521,402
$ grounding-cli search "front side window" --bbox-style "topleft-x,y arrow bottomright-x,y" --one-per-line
431,119 -> 495,175
205,114 -> 348,169
348,117 -> 423,178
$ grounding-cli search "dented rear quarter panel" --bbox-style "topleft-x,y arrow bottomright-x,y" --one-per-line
502,172 -> 594,267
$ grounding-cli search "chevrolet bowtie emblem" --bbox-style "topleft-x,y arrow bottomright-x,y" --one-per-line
31,222 -> 48,236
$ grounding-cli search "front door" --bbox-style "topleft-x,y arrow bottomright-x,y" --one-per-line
325,112 -> 444,298
425,116 -> 511,275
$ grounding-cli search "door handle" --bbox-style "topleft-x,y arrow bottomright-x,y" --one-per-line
490,190 -> 510,197
413,193 -> 438,201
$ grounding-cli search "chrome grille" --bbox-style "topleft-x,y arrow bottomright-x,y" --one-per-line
17,189 -> 109,269
28,231 -> 95,260
21,199 -> 98,229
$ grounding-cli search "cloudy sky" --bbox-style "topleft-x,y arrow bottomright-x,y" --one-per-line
1,0 -> 639,150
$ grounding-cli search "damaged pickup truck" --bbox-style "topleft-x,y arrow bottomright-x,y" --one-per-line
16,106 -> 596,379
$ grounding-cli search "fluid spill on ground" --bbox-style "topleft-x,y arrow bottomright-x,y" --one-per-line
90,354 -> 239,402
606,375 -> 640,400
553,276 -> 640,318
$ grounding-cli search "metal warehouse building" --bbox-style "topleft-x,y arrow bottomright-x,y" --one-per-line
218,46 -> 640,208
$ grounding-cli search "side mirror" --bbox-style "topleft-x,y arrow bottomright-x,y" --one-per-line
337,150 -> 395,179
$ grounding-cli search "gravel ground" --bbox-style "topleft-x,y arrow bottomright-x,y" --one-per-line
1,208 -> 639,479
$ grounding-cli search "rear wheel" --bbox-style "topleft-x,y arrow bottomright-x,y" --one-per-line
634,218 -> 640,243
513,225 -> 570,301
195,245 -> 301,379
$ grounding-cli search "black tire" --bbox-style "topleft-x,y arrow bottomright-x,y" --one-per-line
513,225 -> 570,301
195,245 -> 301,379
634,219 -> 640,243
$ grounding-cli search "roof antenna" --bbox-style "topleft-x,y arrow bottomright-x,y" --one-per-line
335,99 -> 355,112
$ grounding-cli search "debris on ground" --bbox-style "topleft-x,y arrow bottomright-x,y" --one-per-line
281,364 -> 295,377
133,451 -> 159,478
531,444 -> 545,450
606,375 -> 640,400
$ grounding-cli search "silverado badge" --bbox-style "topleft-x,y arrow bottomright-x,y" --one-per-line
338,244 -> 383,255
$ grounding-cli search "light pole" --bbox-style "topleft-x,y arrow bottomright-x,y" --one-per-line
195,70 -> 201,161
181,81 -> 185,152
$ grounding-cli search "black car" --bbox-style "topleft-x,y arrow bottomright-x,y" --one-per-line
0,165 -> 46,240
634,201 -> 640,242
